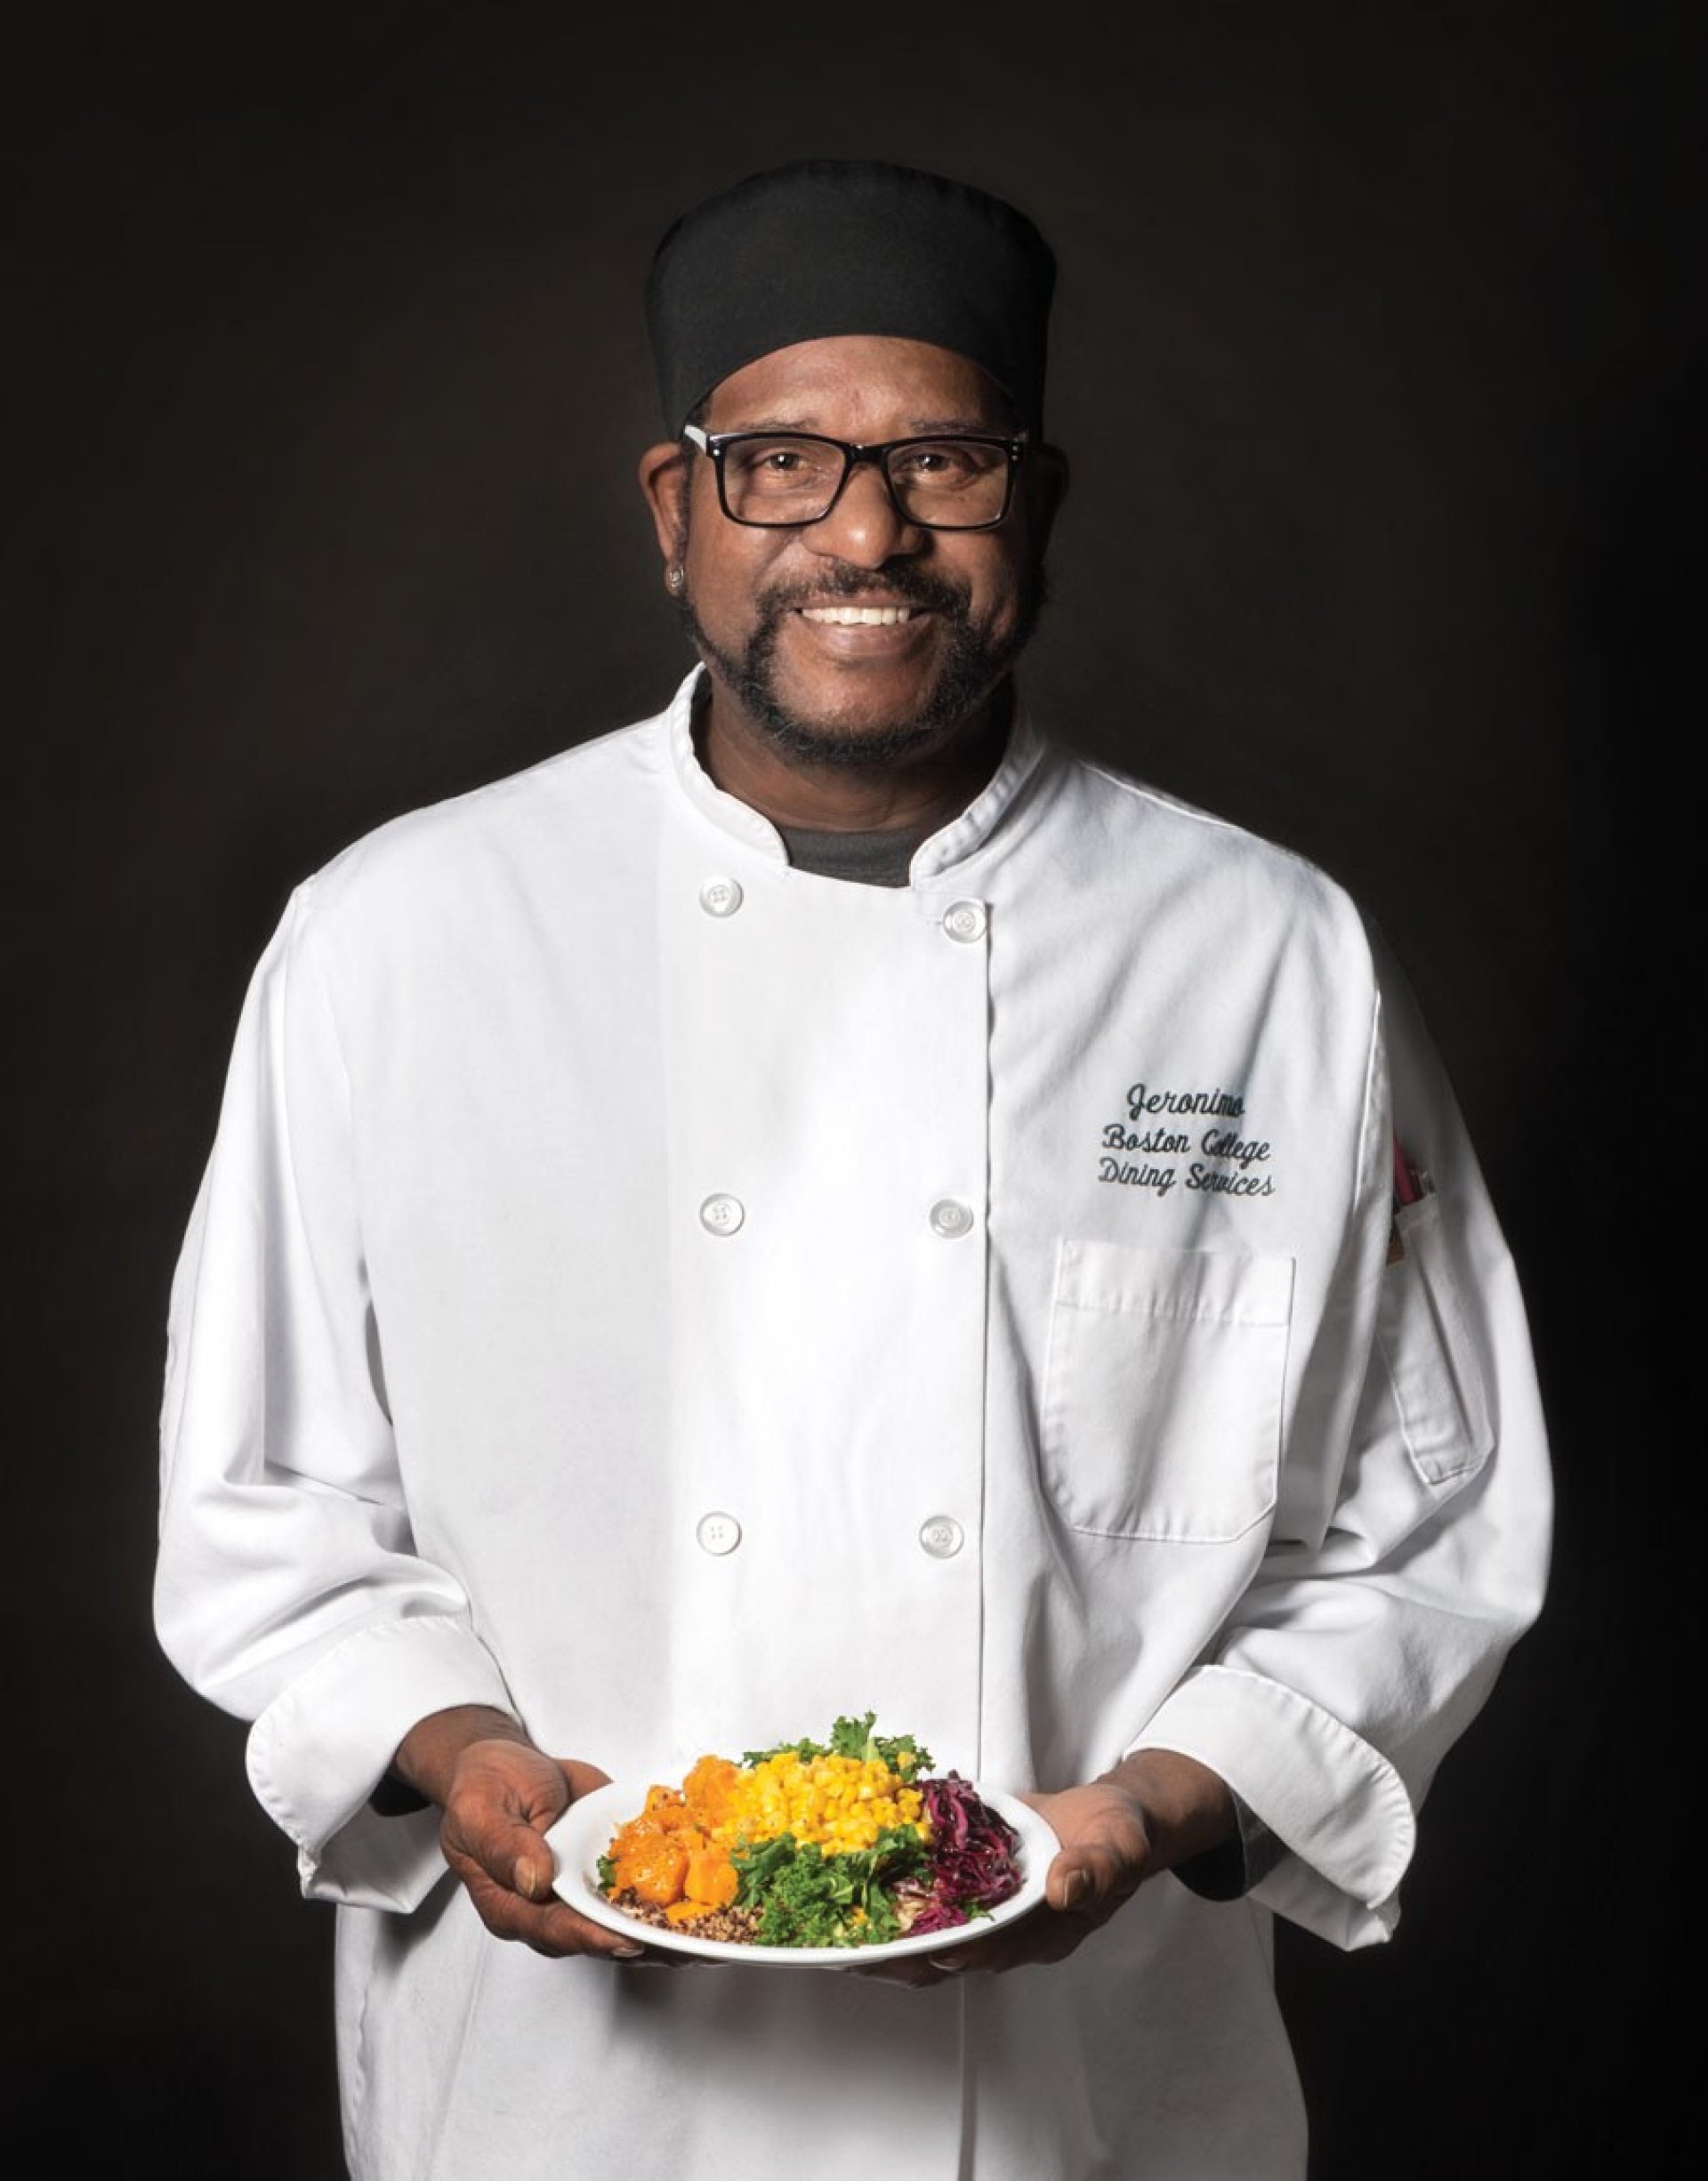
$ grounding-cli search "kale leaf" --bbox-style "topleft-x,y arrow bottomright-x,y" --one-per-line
740,1712 -> 934,1774
828,1710 -> 935,1775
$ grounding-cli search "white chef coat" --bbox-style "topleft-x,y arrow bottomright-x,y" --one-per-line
157,666 -> 1550,2180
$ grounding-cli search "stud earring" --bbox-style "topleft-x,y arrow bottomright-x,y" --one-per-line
666,564 -> 685,593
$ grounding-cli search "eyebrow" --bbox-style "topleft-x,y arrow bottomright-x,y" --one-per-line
713,414 -> 1010,437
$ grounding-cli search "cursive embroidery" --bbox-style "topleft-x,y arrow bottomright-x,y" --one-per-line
1096,1080 -> 1277,1199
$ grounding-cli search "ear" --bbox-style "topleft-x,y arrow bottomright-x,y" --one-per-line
1026,442 -> 1070,554
638,439 -> 689,566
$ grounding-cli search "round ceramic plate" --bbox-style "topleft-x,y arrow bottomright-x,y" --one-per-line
545,1778 -> 1057,1967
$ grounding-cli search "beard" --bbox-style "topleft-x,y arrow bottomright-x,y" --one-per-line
675,553 -> 1048,771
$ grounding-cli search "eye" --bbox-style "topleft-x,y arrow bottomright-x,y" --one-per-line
891,441 -> 995,486
723,438 -> 842,492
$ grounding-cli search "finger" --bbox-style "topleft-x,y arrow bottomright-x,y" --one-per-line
907,1867 -> 1134,1981
522,1914 -> 646,1963
455,1862 -> 648,1960
853,1955 -> 949,1988
554,1757 -> 614,1803
856,1918 -> 1032,1987
939,1914 -> 1092,1976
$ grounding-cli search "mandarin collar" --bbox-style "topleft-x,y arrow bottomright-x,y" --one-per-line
660,666 -> 1049,884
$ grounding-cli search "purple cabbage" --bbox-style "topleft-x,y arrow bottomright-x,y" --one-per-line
896,1773 -> 1024,1935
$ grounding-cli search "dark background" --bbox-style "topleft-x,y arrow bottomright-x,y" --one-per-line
5,2 -> 1699,2172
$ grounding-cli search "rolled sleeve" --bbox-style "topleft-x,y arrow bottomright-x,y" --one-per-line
246,1613 -> 515,1910
1132,930 -> 1548,1952
1132,1663 -> 1415,1946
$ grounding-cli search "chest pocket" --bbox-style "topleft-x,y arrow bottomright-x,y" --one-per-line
1040,1239 -> 1294,1542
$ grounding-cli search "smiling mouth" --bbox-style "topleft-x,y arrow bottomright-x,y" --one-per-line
796,604 -> 922,626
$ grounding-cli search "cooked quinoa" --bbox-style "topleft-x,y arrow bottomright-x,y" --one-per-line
609,1890 -> 761,1946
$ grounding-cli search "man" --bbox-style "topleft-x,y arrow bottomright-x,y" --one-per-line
157,161 -> 1550,2178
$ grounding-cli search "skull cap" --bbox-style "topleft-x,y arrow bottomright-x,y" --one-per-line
646,159 -> 1057,434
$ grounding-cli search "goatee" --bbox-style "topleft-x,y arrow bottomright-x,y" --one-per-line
676,562 -> 1046,770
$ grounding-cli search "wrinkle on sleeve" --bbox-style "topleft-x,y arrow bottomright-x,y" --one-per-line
156,882 -> 514,1910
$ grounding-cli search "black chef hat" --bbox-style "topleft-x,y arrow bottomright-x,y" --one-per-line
646,159 -> 1057,436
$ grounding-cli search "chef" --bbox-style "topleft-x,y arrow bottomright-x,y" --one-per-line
156,160 -> 1551,2179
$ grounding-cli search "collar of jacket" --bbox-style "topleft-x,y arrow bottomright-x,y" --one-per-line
660,665 -> 1051,883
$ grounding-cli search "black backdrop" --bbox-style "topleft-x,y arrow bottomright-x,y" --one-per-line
6,4 -> 1699,2172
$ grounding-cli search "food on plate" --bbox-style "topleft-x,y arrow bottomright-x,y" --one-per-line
596,1713 -> 1025,1949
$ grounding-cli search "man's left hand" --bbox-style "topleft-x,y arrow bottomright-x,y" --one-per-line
863,1749 -> 1234,1987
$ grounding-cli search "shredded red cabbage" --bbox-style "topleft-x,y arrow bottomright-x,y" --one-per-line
897,1773 -> 1024,1935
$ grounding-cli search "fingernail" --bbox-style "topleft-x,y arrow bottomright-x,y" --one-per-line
1061,1870 -> 1091,1910
930,1957 -> 969,1975
612,1943 -> 645,1959
514,1860 -> 537,1897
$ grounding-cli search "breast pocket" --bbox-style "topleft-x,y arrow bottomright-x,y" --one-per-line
1040,1239 -> 1295,1542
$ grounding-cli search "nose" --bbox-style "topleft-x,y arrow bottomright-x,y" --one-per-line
802,455 -> 925,569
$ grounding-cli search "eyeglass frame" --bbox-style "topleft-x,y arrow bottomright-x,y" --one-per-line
681,422 -> 1030,532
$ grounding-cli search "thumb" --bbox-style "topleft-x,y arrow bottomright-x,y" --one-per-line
1046,1817 -> 1147,1913
503,1819 -> 558,1902
503,1760 -> 611,1897
1046,1851 -> 1100,1914
443,1797 -> 557,1900
554,1758 -> 614,1804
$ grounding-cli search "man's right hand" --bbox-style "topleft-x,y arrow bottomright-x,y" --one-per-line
391,1704 -> 648,1960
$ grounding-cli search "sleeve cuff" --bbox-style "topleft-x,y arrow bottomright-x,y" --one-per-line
1130,1662 -> 1416,1950
245,1612 -> 516,1910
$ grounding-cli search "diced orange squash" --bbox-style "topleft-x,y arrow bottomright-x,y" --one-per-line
613,1838 -> 689,1906
605,1812 -> 670,1865
683,1847 -> 738,1909
681,1755 -> 740,1827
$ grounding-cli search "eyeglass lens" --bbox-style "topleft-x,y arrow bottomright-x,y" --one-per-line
720,437 -> 1010,528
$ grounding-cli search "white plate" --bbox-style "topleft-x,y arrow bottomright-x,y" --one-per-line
546,1778 -> 1058,1968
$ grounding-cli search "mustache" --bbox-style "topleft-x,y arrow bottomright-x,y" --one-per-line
756,566 -> 970,620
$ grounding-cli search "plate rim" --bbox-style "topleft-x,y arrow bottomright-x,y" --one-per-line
545,1775 -> 1058,1967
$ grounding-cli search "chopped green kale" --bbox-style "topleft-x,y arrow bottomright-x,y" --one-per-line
731,1824 -> 931,1949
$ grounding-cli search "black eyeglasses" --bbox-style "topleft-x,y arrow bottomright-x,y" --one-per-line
682,424 -> 1027,531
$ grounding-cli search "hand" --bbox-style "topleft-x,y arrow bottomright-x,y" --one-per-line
391,1705 -> 646,1961
865,1749 -> 1233,1989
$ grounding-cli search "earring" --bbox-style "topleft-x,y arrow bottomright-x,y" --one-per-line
666,564 -> 685,593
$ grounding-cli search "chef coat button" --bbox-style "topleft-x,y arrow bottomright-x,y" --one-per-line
697,1511 -> 742,1555
943,900 -> 987,942
929,1197 -> 975,1239
699,1192 -> 745,1236
919,1515 -> 964,1559
699,876 -> 743,917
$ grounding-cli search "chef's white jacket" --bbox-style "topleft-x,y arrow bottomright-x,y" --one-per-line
157,666 -> 1551,2179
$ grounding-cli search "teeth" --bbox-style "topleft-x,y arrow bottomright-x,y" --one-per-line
800,605 -> 915,626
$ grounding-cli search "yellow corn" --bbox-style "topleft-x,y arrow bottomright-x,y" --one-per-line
712,1753 -> 929,1855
